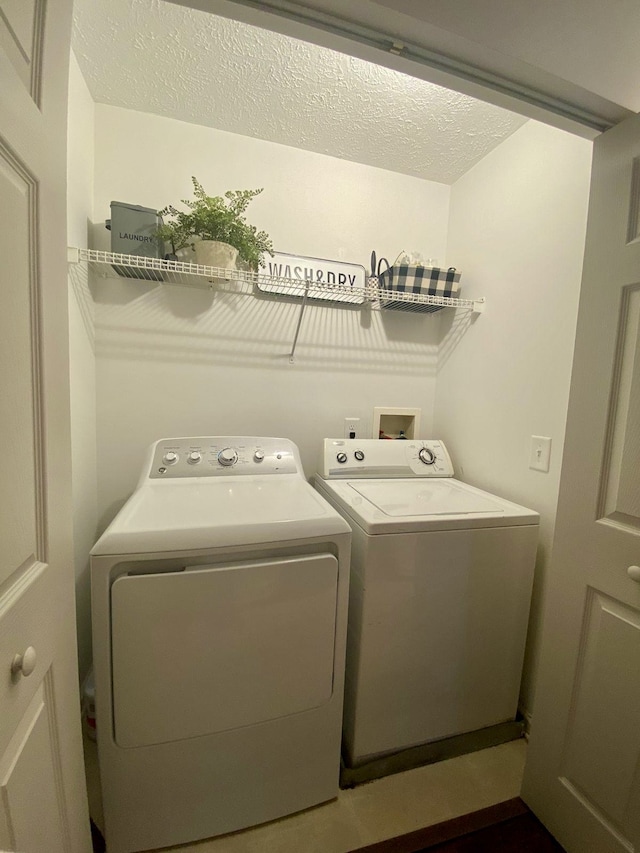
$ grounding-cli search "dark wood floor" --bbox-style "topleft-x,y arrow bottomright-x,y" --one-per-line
350,798 -> 565,853
425,811 -> 564,852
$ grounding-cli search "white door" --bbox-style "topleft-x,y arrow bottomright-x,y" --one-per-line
521,112 -> 640,851
0,2 -> 91,852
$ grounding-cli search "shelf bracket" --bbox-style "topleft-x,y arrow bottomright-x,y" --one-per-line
289,281 -> 311,363
472,298 -> 486,314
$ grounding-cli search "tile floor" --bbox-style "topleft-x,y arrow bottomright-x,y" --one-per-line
87,738 -> 526,853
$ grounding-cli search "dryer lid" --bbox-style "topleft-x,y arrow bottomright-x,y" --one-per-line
91,476 -> 350,556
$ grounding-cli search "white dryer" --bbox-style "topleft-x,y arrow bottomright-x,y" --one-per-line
314,438 -> 539,769
91,436 -> 350,853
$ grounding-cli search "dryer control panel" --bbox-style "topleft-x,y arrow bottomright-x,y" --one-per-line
145,436 -> 299,480
318,438 -> 454,479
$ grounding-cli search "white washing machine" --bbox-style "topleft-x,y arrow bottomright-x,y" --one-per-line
314,438 -> 539,769
90,436 -> 351,853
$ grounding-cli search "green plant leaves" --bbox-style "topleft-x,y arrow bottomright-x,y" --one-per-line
157,177 -> 274,268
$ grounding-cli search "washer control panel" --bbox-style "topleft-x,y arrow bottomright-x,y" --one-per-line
318,438 -> 454,479
148,437 -> 298,479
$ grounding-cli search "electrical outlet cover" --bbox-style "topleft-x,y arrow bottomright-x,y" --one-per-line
344,418 -> 361,439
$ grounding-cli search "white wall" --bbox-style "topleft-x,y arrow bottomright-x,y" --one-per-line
74,96 -> 593,721
67,53 -> 97,682
436,121 -> 593,716
91,105 -> 451,528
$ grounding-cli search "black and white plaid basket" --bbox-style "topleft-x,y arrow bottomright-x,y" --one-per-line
378,264 -> 461,313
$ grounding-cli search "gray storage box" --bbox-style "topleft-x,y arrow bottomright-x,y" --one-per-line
106,201 -> 164,280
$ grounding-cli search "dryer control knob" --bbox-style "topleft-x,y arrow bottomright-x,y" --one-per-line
163,451 -> 179,465
354,450 -> 365,461
337,452 -> 348,464
253,450 -> 265,463
218,447 -> 238,467
419,447 -> 436,465
187,451 -> 201,464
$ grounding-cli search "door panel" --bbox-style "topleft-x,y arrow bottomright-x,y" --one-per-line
0,1 -> 91,851
628,158 -> 640,244
522,112 -> 640,853
0,143 -> 39,587
0,0 -> 42,98
0,684 -> 66,853
561,590 -> 640,830
601,283 -> 640,527
0,564 -> 57,745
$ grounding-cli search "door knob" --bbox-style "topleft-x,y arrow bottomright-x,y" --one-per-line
628,565 -> 640,583
11,646 -> 37,678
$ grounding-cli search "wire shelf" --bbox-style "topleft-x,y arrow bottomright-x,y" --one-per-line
68,248 -> 485,315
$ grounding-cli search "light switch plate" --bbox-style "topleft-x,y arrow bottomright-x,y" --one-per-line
530,435 -> 552,472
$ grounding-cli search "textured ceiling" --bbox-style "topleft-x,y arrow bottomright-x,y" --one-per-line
72,0 -> 528,184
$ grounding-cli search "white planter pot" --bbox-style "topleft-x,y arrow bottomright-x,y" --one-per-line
194,240 -> 238,270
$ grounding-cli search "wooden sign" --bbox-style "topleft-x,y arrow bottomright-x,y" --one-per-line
258,251 -> 367,304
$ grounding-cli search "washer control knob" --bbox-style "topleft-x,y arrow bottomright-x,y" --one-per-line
419,447 -> 436,465
218,447 -> 238,467
337,452 -> 348,464
254,450 -> 265,463
187,451 -> 201,465
163,451 -> 179,465
354,450 -> 365,462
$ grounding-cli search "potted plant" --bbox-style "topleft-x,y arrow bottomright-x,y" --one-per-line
157,177 -> 274,271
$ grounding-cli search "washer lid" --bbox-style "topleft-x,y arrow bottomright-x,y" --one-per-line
350,479 -> 505,516
314,476 -> 539,533
91,476 -> 350,555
